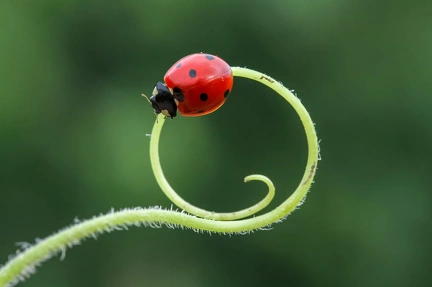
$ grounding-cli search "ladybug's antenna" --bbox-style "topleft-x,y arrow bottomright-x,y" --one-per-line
142,93 -> 151,103
142,93 -> 159,122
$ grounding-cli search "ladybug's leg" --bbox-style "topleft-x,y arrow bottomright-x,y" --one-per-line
172,86 -> 185,102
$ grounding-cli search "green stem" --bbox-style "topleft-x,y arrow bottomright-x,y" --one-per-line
0,67 -> 319,287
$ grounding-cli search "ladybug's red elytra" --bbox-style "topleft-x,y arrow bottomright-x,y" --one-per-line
147,53 -> 234,118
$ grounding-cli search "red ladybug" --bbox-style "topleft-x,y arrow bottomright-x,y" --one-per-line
147,53 -> 233,118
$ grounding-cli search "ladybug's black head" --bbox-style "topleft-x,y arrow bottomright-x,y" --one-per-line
149,82 -> 177,119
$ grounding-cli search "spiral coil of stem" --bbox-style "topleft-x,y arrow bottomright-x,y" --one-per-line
0,67 -> 319,287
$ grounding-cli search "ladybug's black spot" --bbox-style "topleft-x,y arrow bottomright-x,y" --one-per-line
200,93 -> 208,101
205,54 -> 215,60
197,110 -> 205,114
189,69 -> 197,78
176,63 -> 182,68
224,89 -> 230,98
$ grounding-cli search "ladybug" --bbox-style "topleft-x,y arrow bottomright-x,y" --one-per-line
146,53 -> 233,118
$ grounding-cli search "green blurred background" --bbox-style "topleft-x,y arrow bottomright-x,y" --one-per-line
1,0 -> 431,286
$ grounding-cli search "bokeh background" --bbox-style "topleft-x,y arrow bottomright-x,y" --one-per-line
1,0 -> 431,286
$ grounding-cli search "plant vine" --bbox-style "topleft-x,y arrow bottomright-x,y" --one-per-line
0,67 -> 319,287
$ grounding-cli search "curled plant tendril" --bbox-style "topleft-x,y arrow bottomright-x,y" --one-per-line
0,67 -> 319,287
151,120 -> 275,221
150,67 -> 319,227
